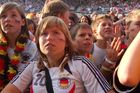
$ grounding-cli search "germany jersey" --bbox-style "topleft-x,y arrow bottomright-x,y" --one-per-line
11,56 -> 112,93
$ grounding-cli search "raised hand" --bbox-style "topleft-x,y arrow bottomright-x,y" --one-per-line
106,37 -> 124,62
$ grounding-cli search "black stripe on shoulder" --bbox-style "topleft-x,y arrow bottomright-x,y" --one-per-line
81,57 -> 112,92
72,56 -> 85,61
10,63 -> 30,84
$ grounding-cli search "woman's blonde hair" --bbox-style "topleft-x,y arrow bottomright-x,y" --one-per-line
91,14 -> 112,31
35,16 -> 75,69
125,9 -> 140,27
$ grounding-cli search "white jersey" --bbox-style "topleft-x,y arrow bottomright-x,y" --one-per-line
11,56 -> 112,93
7,40 -> 38,72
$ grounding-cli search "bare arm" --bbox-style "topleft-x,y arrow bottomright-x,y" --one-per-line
117,32 -> 140,87
1,83 -> 21,93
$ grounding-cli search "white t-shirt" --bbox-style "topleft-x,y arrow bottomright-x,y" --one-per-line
92,43 -> 106,68
11,56 -> 112,93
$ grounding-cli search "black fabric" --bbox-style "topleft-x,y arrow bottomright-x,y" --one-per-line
114,71 -> 140,93
45,63 -> 72,93
4,55 -> 10,84
64,63 -> 72,74
45,67 -> 54,93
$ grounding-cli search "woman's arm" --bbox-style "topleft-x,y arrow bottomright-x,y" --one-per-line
1,61 -> 35,93
1,83 -> 21,93
117,32 -> 140,87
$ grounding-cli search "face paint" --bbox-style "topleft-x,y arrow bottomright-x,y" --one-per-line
15,19 -> 21,24
39,27 -> 66,56
0,8 -> 24,35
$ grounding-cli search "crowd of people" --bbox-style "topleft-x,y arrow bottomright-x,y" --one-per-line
1,0 -> 140,14
0,0 -> 140,93
0,0 -> 44,12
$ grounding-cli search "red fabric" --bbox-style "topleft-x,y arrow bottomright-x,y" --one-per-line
69,83 -> 75,93
30,85 -> 34,93
121,44 -> 127,49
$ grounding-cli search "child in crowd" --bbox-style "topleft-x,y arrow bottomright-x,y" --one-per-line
91,14 -> 123,68
90,14 -> 124,86
70,23 -> 94,61
0,2 -> 38,90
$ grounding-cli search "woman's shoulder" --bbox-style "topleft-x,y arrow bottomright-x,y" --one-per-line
26,40 -> 37,48
71,55 -> 96,68
21,40 -> 39,61
72,55 -> 93,63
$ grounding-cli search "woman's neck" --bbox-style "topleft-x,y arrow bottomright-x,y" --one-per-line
47,52 -> 65,68
6,30 -> 21,48
7,34 -> 17,48
96,40 -> 107,49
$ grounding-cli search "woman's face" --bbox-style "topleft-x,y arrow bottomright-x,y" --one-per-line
73,28 -> 93,55
95,19 -> 114,40
28,24 -> 35,34
59,11 -> 70,27
126,16 -> 140,46
0,8 -> 25,35
39,26 -> 66,57
80,16 -> 89,24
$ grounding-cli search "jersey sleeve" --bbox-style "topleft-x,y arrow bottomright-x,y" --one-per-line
73,56 -> 112,93
10,61 -> 35,92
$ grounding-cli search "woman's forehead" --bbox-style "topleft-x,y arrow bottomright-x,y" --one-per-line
41,25 -> 63,33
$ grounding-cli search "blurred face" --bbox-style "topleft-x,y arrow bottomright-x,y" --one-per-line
60,11 -> 70,27
80,16 -> 88,24
28,24 -> 35,34
126,16 -> 140,46
39,26 -> 66,57
74,28 -> 93,55
0,8 -> 25,35
95,19 -> 114,40
32,15 -> 38,25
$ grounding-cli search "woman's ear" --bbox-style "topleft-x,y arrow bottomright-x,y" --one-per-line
92,29 -> 97,37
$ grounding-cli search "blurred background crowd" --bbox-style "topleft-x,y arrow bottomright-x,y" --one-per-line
0,0 -> 140,15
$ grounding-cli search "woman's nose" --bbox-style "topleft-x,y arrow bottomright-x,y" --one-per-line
85,34 -> 90,40
4,16 -> 12,22
46,33 -> 53,40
